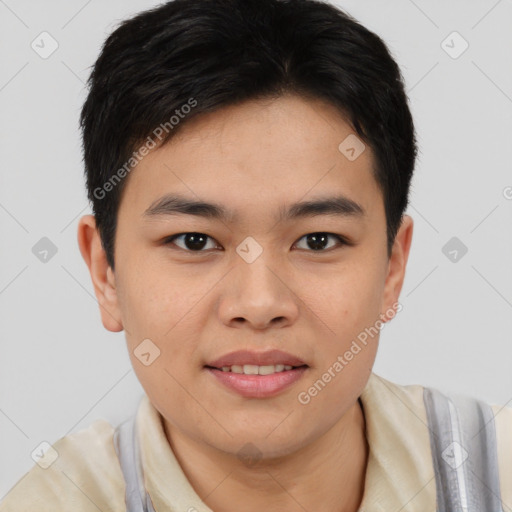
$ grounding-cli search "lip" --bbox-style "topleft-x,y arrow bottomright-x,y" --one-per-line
205,366 -> 308,398
206,349 -> 307,369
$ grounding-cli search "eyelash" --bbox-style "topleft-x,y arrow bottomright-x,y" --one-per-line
162,232 -> 351,253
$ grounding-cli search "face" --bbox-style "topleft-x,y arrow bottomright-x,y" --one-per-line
79,94 -> 412,460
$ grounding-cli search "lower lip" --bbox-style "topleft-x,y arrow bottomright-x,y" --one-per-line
205,366 -> 308,398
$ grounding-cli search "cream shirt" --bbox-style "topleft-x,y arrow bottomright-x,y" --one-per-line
1,372 -> 511,511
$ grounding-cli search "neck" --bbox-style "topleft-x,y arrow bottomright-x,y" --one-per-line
163,398 -> 369,512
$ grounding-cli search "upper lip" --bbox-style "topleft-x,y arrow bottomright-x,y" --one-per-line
206,349 -> 307,368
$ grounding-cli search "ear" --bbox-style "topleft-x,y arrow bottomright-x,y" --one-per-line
77,215 -> 123,332
380,214 -> 413,322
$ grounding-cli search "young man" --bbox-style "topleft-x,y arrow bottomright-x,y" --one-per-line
1,0 -> 510,510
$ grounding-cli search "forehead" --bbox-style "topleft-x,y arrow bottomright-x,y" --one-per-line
118,94 -> 382,223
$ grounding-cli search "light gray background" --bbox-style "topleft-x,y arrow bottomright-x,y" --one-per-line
1,0 -> 511,497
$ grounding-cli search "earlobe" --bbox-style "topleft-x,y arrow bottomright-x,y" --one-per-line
380,214 -> 414,322
77,215 -> 124,332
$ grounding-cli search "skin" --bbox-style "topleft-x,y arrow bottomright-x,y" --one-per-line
78,93 -> 413,512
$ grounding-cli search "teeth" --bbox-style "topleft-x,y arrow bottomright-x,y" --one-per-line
219,364 -> 298,375
258,365 -> 276,375
244,364 -> 259,375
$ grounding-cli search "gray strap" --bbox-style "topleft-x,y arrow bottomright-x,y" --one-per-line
113,415 -> 157,512
423,386 -> 504,512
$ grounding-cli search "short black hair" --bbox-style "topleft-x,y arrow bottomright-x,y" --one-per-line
80,0 -> 417,270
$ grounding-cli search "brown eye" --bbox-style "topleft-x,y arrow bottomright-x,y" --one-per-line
294,233 -> 348,251
164,233 -> 219,252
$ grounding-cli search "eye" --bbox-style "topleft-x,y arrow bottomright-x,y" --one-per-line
294,232 -> 349,252
164,232 -> 220,252
163,231 -> 350,253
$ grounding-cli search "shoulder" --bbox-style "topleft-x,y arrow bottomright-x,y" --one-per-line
0,419 -> 126,512
362,373 -> 512,503
490,401 -> 512,502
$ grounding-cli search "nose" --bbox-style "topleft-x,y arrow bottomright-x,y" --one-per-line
217,254 -> 300,331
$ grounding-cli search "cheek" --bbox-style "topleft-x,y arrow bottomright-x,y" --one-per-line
302,261 -> 385,336
117,262 -> 215,370
117,257 -> 196,334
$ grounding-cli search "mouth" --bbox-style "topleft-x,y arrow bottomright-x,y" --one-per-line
204,361 -> 309,398
204,349 -> 309,398
204,363 -> 308,375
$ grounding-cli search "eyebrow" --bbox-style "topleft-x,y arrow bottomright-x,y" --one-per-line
142,193 -> 365,223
